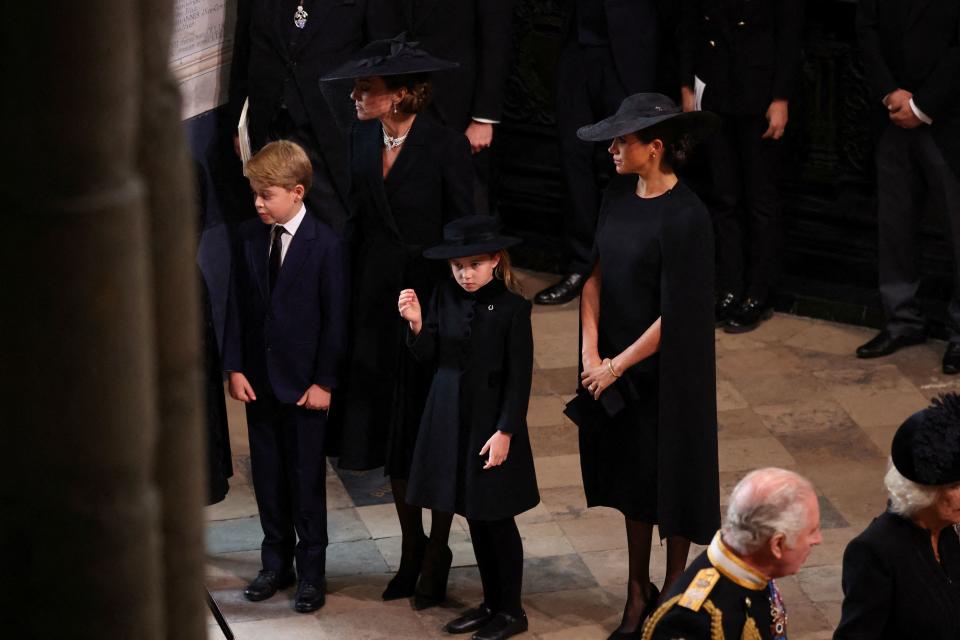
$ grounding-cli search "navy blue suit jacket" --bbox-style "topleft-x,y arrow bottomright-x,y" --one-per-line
223,211 -> 348,404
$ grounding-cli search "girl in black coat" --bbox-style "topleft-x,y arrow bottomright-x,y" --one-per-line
398,216 -> 540,640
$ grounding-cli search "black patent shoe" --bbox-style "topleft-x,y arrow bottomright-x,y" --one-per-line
534,273 -> 584,305
855,330 -> 926,359
243,569 -> 296,602
472,610 -> 529,640
715,291 -> 739,326
943,342 -> 960,374
724,297 -> 772,334
607,584 -> 660,640
383,534 -> 428,600
413,543 -> 453,610
445,604 -> 495,634
294,580 -> 325,613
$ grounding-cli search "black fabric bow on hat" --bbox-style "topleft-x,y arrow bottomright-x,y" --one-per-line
320,32 -> 458,82
357,33 -> 426,68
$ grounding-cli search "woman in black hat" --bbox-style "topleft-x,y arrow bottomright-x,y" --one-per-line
571,93 -> 721,638
835,393 -> 960,640
398,216 -> 539,640
321,34 -> 474,608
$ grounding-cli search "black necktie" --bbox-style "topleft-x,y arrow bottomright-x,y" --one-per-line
269,225 -> 286,293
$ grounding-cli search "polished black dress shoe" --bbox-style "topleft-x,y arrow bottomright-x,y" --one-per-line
534,273 -> 584,305
382,534 -> 428,600
724,297 -> 772,334
445,604 -> 495,634
715,291 -> 739,327
606,584 -> 660,640
855,330 -> 926,359
413,542 -> 453,610
294,580 -> 325,613
472,610 -> 528,640
243,569 -> 296,602
943,342 -> 960,374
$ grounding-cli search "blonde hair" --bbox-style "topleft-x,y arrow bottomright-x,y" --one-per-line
494,249 -> 522,295
246,140 -> 313,194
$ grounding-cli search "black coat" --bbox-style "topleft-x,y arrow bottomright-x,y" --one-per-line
856,0 -> 960,177
678,0 -> 804,115
401,0 -> 517,130
561,0 -> 660,96
406,278 -> 540,521
222,211 -> 349,404
331,115 -> 474,471
228,0 -> 398,206
834,511 -> 960,639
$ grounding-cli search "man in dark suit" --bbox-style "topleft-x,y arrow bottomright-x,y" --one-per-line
534,0 -> 660,305
854,0 -> 960,374
228,0 -> 398,233
223,141 -> 349,613
678,0 -> 803,332
400,0 -> 517,215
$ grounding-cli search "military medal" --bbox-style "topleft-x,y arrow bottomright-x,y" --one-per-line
769,580 -> 788,640
294,3 -> 308,28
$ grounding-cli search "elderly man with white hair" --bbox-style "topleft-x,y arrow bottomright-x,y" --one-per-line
834,393 -> 960,639
641,467 -> 822,640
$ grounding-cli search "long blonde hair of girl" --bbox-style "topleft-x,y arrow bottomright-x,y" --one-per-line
494,249 -> 522,295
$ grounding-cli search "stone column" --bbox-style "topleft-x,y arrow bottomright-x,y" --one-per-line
0,2 -> 206,638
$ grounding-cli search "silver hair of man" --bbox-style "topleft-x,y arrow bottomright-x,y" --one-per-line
722,467 -> 816,555
884,461 -> 938,516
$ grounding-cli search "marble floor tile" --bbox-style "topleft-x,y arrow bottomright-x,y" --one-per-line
716,379 -> 750,411
535,454 -> 584,489
717,408 -> 771,439
205,480 -> 258,522
557,515 -> 627,554
532,366 -> 579,395
523,554 -> 599,594
735,370 -> 829,407
518,521 -> 576,558
534,333 -> 579,370
539,485 -> 610,521
717,346 -> 805,378
527,394 -> 568,428
326,539 -> 389,577
529,422 -> 580,456
718,436 -> 796,472
785,322 -> 875,356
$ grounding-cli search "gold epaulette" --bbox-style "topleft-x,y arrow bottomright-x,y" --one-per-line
678,568 -> 721,611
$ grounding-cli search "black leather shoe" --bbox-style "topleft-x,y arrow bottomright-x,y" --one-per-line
724,297 -> 772,334
606,584 -> 660,640
943,342 -> 960,374
413,542 -> 453,610
856,330 -> 926,359
534,273 -> 584,305
472,610 -> 528,640
445,604 -> 495,634
243,569 -> 296,602
294,580 -> 325,613
382,534 -> 428,600
715,291 -> 739,327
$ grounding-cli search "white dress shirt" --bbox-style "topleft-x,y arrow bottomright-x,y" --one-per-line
270,204 -> 306,265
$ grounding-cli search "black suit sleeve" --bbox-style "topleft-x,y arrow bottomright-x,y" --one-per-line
772,0 -> 804,100
364,0 -> 402,41
227,0 -> 252,129
856,0 -> 899,102
313,236 -> 350,388
677,0 -> 699,89
914,17 -> 960,120
441,133 -> 475,222
222,251 -> 245,373
471,0 -> 518,122
496,301 -> 533,434
834,537 -> 893,639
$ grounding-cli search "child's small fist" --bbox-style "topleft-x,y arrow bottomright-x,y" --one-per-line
398,289 -> 421,322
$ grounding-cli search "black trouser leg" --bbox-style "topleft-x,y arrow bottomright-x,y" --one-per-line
738,116 -> 783,300
876,125 -> 928,337
469,518 -> 524,617
705,116 -> 746,298
246,395 -> 328,582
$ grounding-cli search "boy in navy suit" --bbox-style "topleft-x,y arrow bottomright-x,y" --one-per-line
223,140 -> 348,613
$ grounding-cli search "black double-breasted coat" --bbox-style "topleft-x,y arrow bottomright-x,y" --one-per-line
331,115 -> 474,474
834,511 -> 960,639
405,278 -> 540,521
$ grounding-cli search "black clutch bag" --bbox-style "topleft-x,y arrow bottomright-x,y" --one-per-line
563,382 -> 627,429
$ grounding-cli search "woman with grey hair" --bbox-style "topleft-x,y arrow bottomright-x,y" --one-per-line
834,393 -> 960,639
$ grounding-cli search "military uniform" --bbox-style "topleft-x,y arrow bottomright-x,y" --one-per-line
642,533 -> 787,640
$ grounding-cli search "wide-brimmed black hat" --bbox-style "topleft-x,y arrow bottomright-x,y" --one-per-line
891,393 -> 960,485
577,93 -> 720,142
423,216 -> 521,260
321,32 -> 458,81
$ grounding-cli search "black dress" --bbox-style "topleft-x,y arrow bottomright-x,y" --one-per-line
406,278 -> 540,521
332,115 -> 474,476
835,511 -> 960,639
578,181 -> 719,544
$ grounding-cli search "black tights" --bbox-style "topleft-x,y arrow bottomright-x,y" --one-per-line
616,518 -> 690,633
391,478 -> 453,573
468,517 -> 524,617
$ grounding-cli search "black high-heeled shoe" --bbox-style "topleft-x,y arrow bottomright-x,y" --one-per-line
382,534 -> 428,600
413,542 -> 453,610
606,584 -> 660,639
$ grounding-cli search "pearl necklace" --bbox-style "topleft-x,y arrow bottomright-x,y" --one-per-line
382,125 -> 411,150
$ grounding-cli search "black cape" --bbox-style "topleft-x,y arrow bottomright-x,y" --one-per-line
573,181 -> 719,544
406,278 -> 540,521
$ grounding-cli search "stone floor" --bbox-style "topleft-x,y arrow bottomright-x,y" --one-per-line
205,270 -> 960,639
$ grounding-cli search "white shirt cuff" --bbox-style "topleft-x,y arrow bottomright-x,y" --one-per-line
472,117 -> 499,125
909,98 -> 933,125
